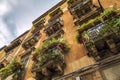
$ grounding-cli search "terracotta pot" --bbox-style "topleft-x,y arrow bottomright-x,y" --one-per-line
117,12 -> 120,16
58,43 -> 64,49
78,28 -> 85,34
102,16 -> 108,21
79,37 -> 84,43
109,12 -> 117,17
87,24 -> 94,29
94,20 -> 101,26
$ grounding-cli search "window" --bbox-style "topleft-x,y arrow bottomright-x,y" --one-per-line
22,56 -> 29,66
33,18 -> 45,30
4,40 -> 21,53
75,9 -> 84,18
21,48 -> 32,65
45,18 -> 63,36
69,0 -> 96,21
29,39 -> 36,45
49,7 -> 63,18
84,6 -> 91,14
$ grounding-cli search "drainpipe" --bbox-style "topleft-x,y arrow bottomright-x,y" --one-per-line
98,0 -> 104,12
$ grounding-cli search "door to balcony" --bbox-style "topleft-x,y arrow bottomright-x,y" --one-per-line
95,39 -> 111,59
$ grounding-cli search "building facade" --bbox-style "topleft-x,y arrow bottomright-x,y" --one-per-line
0,0 -> 120,80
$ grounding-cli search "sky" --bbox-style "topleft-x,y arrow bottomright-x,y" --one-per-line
0,0 -> 60,48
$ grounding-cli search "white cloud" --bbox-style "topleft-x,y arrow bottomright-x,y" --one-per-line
0,0 -> 60,48
0,0 -> 11,16
0,33 -> 8,46
9,0 -> 18,5
0,0 -> 19,47
0,18 -> 13,44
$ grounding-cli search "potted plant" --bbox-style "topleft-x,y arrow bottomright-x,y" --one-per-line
93,17 -> 102,26
117,12 -> 120,16
76,33 -> 84,43
85,19 -> 94,29
0,60 -> 24,80
67,0 -> 73,6
0,68 -> 12,79
49,7 -> 63,18
33,18 -> 45,28
101,8 -> 119,21
31,38 -> 68,80
78,19 -> 94,34
101,9 -> 111,21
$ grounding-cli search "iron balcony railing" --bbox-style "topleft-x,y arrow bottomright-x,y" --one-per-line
69,0 -> 92,13
44,18 -> 64,37
74,7 -> 101,26
4,39 -> 22,53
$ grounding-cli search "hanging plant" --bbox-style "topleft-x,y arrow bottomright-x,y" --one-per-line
101,8 -> 120,21
67,0 -> 70,4
33,18 -> 45,26
93,17 -> 102,26
77,19 -> 95,34
98,17 -> 120,37
0,59 -> 24,80
49,7 -> 63,17
39,51 -> 64,67
33,38 -> 69,71
76,32 -> 84,43
112,18 -> 120,35
41,38 -> 68,52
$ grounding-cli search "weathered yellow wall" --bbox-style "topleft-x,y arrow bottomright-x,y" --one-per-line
10,0 -> 120,80
93,0 -> 120,9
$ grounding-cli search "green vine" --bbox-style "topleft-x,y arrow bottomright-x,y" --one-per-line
33,38 -> 69,68
0,59 -> 24,79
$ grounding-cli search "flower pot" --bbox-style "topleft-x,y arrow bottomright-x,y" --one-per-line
117,12 -> 120,16
58,43 -> 64,49
79,37 -> 84,43
78,28 -> 85,34
86,24 -> 94,29
94,20 -> 102,26
102,16 -> 108,21
109,12 -> 117,17
102,12 -> 117,21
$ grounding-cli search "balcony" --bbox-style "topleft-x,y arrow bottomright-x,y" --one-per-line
68,0 -> 101,26
74,7 -> 101,26
82,31 -> 120,60
83,27 -> 120,61
68,0 -> 92,14
43,29 -> 64,42
44,18 -> 64,37
31,39 -> 69,80
67,0 -> 83,8
21,48 -> 33,66
21,48 -> 33,59
4,39 -> 22,53
76,9 -> 120,60
77,8 -> 120,35
32,18 -> 45,32
22,33 -> 41,50
41,42 -> 68,54
49,7 -> 63,22
0,60 -> 25,80
92,32 -> 120,60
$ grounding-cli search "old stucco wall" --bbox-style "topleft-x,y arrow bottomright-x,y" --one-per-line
24,0 -> 120,80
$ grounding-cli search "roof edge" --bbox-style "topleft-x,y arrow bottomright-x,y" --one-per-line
32,0 -> 66,24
